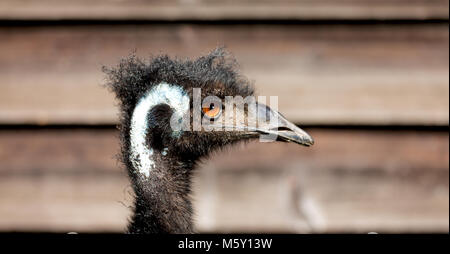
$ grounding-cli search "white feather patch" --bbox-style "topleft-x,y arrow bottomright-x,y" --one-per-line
129,82 -> 189,178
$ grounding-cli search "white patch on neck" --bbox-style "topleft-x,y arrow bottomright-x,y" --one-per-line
129,82 -> 189,178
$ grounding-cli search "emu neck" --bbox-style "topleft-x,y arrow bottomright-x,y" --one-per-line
126,82 -> 193,233
127,155 -> 194,234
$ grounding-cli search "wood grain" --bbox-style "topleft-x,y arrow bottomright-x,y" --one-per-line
0,128 -> 447,232
0,0 -> 448,20
0,24 -> 448,125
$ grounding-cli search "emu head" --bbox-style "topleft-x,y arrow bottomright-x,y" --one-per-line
104,49 -> 313,178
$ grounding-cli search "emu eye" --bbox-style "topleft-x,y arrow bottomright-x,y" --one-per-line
202,104 -> 221,119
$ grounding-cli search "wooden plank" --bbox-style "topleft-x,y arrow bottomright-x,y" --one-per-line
0,129 -> 130,232
0,0 -> 448,21
0,24 -> 448,125
0,128 -> 447,232
195,129 -> 449,232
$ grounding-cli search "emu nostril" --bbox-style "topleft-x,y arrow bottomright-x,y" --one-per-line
268,126 -> 292,132
275,126 -> 292,132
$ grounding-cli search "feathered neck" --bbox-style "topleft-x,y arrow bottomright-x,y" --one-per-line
126,83 -> 194,233
127,156 -> 195,233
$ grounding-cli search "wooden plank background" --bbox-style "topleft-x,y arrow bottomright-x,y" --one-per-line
0,24 -> 448,125
0,128 -> 447,232
0,0 -> 448,20
0,0 -> 448,233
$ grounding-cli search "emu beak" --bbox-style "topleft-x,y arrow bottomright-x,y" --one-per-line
211,102 -> 314,146
253,103 -> 314,146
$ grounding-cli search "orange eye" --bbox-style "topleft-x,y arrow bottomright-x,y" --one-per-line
202,104 -> 221,119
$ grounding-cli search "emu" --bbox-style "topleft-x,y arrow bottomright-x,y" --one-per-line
104,49 -> 313,233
